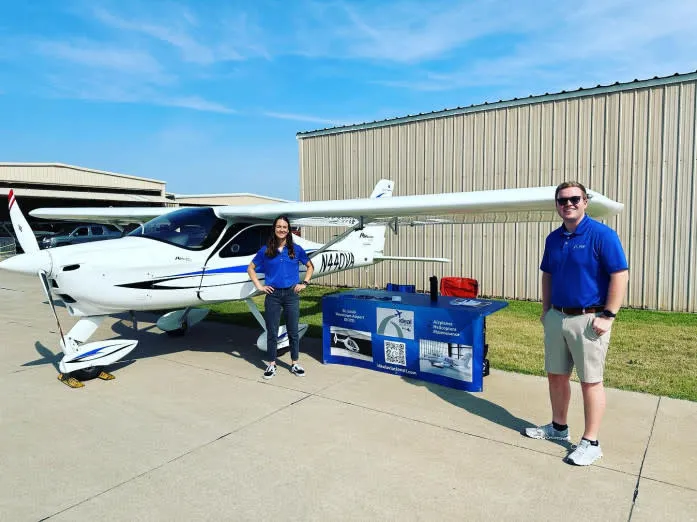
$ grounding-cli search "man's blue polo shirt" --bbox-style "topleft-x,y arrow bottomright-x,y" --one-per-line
252,244 -> 309,288
540,215 -> 628,308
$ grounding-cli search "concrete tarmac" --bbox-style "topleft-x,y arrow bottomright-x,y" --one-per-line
0,273 -> 695,521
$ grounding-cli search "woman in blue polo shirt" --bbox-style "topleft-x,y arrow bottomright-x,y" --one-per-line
247,215 -> 314,379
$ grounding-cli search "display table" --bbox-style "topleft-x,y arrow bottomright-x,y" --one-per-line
322,290 -> 508,392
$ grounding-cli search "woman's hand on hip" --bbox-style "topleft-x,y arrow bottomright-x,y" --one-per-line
294,283 -> 306,294
258,285 -> 274,294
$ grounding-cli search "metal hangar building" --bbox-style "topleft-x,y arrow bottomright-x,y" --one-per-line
0,162 -> 287,223
297,71 -> 697,312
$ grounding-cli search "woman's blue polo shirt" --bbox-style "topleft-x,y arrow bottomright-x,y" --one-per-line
540,215 -> 628,308
252,244 -> 309,288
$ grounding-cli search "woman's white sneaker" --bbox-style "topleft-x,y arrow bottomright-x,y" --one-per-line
290,363 -> 305,377
263,364 -> 277,379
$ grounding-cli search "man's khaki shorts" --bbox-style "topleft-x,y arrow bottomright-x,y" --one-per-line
543,308 -> 611,383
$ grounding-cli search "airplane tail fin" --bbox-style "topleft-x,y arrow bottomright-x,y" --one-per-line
8,190 -> 40,253
335,180 -> 393,255
333,180 -> 450,264
369,179 -> 394,199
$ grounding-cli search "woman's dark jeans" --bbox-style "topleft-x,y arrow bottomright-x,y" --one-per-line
264,287 -> 300,362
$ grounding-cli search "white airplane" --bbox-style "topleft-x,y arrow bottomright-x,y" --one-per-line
0,181 -> 623,387
424,353 -> 472,371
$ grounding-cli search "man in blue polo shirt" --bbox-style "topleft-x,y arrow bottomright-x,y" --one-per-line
524,181 -> 628,466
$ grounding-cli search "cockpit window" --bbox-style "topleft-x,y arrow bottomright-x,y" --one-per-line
219,224 -> 271,258
128,207 -> 226,250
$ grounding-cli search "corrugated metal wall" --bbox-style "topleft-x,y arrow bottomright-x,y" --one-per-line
299,79 -> 697,312
0,164 -> 165,193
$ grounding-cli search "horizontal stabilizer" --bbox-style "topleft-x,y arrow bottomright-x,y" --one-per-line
374,255 -> 450,263
293,217 -> 360,228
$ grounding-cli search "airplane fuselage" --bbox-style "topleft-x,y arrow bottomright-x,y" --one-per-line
32,230 -> 375,317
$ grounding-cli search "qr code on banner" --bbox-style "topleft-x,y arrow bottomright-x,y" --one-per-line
384,340 -> 407,366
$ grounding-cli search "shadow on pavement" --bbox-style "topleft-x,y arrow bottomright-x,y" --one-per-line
403,376 -> 573,450
107,313 -> 325,374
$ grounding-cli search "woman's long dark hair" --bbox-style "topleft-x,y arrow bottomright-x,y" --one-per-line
265,215 -> 295,258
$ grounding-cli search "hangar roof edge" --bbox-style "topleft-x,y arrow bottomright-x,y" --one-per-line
296,70 -> 697,139
0,162 -> 166,185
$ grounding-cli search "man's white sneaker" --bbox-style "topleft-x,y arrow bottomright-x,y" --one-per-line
566,439 -> 603,466
523,423 -> 571,441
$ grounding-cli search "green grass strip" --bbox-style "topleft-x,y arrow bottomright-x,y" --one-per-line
206,286 -> 697,402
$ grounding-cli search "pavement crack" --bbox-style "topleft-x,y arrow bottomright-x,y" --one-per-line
627,396 -> 661,521
39,398 -> 310,520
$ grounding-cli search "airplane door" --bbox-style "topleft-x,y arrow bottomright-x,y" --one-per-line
198,224 -> 270,302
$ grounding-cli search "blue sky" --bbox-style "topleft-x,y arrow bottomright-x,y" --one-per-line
1,0 -> 696,200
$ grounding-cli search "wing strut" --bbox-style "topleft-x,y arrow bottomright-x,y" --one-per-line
388,217 -> 398,235
308,217 -> 367,260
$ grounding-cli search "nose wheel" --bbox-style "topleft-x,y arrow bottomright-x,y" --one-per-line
57,367 -> 116,388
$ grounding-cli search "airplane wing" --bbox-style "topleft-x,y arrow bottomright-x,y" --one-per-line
214,186 -> 623,225
29,207 -> 175,225
28,186 -> 623,226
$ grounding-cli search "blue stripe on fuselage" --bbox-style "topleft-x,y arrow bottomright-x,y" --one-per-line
173,265 -> 249,277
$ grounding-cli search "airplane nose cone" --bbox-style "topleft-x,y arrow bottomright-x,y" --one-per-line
0,250 -> 52,276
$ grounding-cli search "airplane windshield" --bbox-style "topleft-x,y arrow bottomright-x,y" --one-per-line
127,207 -> 226,250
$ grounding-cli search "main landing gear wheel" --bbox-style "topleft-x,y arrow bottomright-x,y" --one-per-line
166,321 -> 188,337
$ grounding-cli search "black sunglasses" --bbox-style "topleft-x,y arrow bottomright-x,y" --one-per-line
556,195 -> 583,206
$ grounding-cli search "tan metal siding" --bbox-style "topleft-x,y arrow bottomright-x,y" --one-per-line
299,80 -> 697,311
0,164 -> 164,192
678,83 -> 697,311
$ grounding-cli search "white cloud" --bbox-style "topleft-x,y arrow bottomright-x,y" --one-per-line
91,7 -> 217,65
87,5 -> 270,64
163,95 -> 236,114
35,40 -> 170,81
43,71 -> 235,114
263,111 -> 349,126
371,0 -> 697,92
8,0 -> 697,115
285,0 -> 550,63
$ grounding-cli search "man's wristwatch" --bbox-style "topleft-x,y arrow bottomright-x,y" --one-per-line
601,309 -> 616,318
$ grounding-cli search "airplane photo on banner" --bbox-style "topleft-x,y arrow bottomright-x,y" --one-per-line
1,180 -> 623,387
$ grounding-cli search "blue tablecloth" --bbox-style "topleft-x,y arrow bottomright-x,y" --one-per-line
322,290 -> 508,392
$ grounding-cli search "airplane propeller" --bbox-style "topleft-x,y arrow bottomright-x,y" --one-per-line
8,189 -> 40,254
